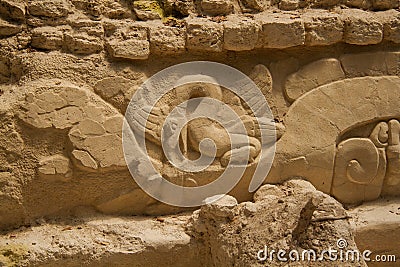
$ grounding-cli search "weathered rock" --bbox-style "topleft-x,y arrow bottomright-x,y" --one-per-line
106,24 -> 150,60
149,24 -> 186,55
342,9 -> 383,45
38,154 -> 72,181
31,26 -> 64,50
71,149 -> 98,170
200,0 -> 233,16
344,0 -> 372,9
340,51 -> 400,77
188,180 -> 365,267
28,0 -> 70,18
94,76 -> 138,113
133,0 -> 163,20
0,0 -> 25,21
377,10 -> 400,43
241,0 -> 270,11
223,16 -> 260,51
303,11 -> 343,46
349,198 -> 400,266
186,18 -> 223,52
0,18 -> 21,37
371,0 -> 399,10
285,58 -> 345,102
64,33 -> 103,55
279,0 -> 299,10
257,13 -> 305,48
162,0 -> 196,16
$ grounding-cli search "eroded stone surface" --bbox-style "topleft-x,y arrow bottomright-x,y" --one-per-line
257,13 -> 305,48
285,58 -> 345,102
186,18 -> 223,52
188,180 -> 364,266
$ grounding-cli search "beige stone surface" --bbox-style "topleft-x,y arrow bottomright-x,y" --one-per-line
223,16 -> 260,51
342,9 -> 383,45
0,18 -> 21,37
106,24 -> 150,60
284,58 -> 345,102
257,13 -> 305,48
186,18 -> 223,52
28,0 -> 71,18
200,0 -> 233,16
31,27 -> 65,50
340,51 -> 400,77
149,24 -> 186,54
303,11 -> 343,46
189,180 -> 364,266
349,198 -> 400,267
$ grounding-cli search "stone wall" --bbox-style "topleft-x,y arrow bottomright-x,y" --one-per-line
0,0 -> 399,230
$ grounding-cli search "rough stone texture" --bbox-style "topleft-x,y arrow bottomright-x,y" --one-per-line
200,0 -> 233,16
38,154 -> 72,181
340,51 -> 400,77
0,18 -> 21,37
31,26 -> 65,50
133,0 -> 163,20
0,2 -> 399,264
0,180 -> 370,266
349,198 -> 400,266
303,11 -> 343,46
378,10 -> 400,44
188,180 -> 365,266
64,33 -> 103,54
285,58 -> 345,102
106,24 -> 150,60
0,0 -> 25,21
186,18 -> 223,52
149,23 -> 186,55
257,13 -> 305,48
28,0 -> 71,18
342,9 -> 383,45
223,16 -> 260,51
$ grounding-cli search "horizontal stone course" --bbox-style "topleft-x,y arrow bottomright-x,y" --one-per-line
0,4 -> 399,58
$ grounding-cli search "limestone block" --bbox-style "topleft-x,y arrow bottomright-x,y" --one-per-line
377,10 -> 400,43
285,58 -> 345,102
309,0 -> 341,7
38,154 -> 72,181
342,9 -> 383,45
223,17 -> 260,51
257,13 -> 305,48
303,11 -> 343,46
279,0 -> 299,10
162,0 -> 196,16
344,0 -> 372,9
200,0 -> 233,16
149,24 -> 186,55
340,52 -> 400,77
201,195 -> 238,219
133,1 -> 163,20
241,0 -> 270,11
0,18 -> 21,37
31,27 -> 64,50
28,0 -> 70,18
186,18 -> 223,52
371,0 -> 399,10
106,25 -> 150,60
0,0 -> 25,21
64,33 -> 103,54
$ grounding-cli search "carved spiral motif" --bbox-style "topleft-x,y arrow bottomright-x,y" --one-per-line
122,62 -> 276,207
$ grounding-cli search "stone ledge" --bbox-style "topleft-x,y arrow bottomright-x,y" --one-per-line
2,9 -> 399,58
